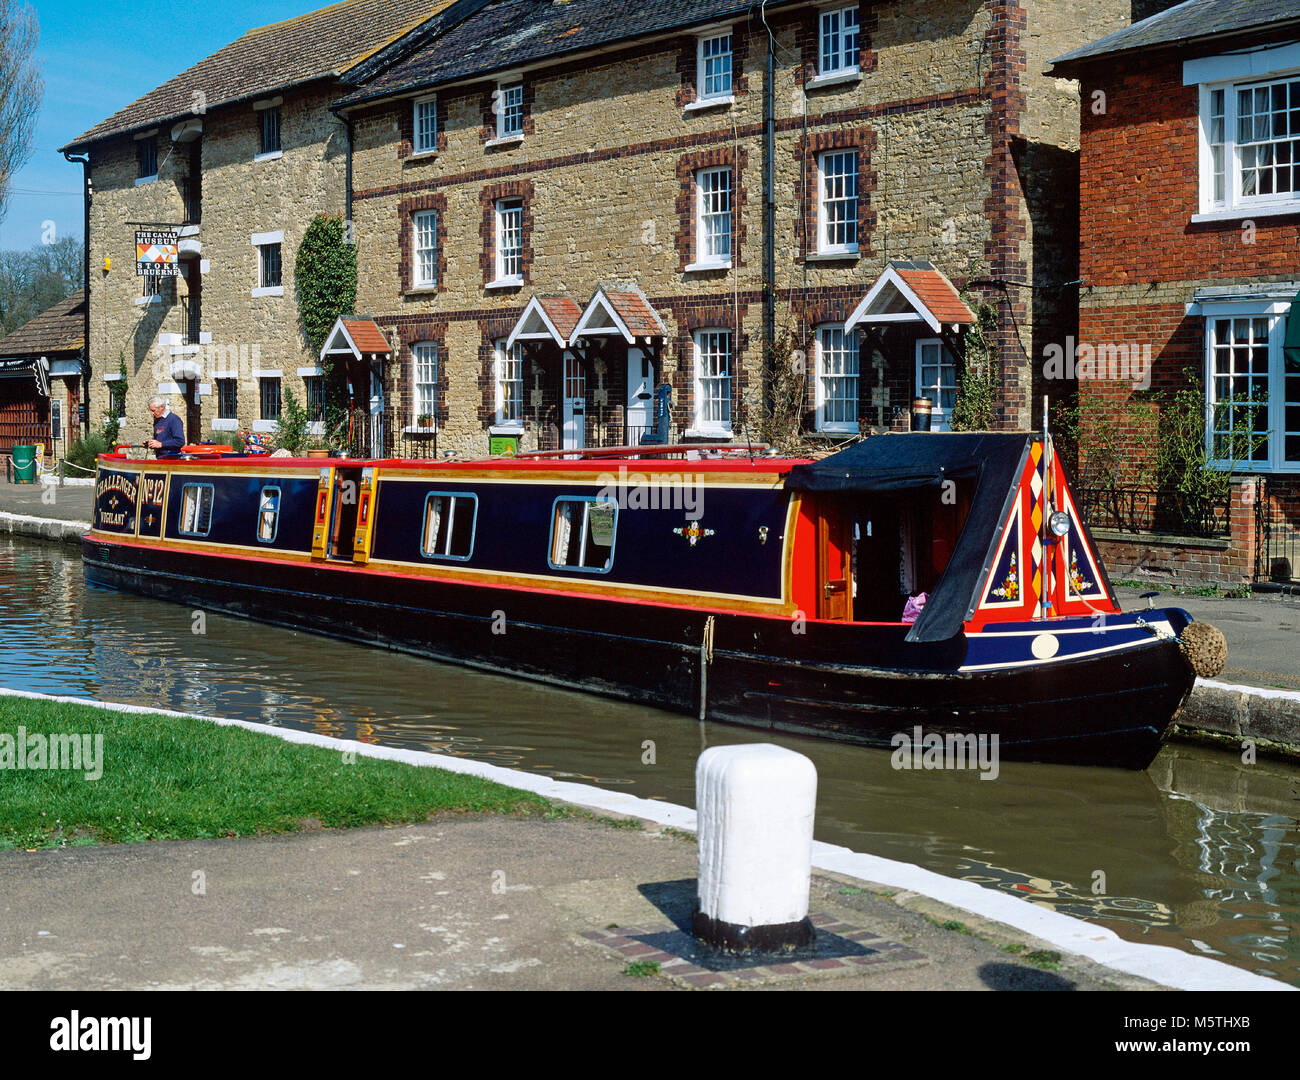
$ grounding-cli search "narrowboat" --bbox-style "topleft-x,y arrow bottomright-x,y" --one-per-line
81,432 -> 1224,768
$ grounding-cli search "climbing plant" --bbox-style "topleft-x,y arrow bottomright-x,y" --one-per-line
294,214 -> 357,358
948,291 -> 1000,432
100,353 -> 128,446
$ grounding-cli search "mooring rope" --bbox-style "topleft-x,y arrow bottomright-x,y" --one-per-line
698,615 -> 716,721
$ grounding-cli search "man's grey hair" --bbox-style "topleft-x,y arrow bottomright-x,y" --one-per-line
148,396 -> 165,409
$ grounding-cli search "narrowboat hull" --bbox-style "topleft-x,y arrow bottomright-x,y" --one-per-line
81,535 -> 1195,769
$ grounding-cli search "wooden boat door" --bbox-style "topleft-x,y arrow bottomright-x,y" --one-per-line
327,467 -> 364,560
815,500 -> 853,621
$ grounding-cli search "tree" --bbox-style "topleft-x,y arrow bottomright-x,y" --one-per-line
0,1 -> 43,228
0,236 -> 83,336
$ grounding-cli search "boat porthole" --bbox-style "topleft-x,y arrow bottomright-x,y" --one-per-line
1031,633 -> 1059,659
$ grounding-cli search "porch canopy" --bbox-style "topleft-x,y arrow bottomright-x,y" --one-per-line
844,260 -> 976,336
786,432 -> 1033,643
320,317 -> 393,364
506,296 -> 583,351
569,285 -> 667,346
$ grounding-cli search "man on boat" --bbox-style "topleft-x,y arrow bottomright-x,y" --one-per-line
146,396 -> 185,458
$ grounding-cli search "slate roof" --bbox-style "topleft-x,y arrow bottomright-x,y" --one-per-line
63,0 -> 455,150
1052,0 -> 1300,68
338,0 -> 796,108
0,291 -> 85,359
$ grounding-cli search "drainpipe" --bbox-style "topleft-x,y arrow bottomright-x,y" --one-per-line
762,21 -> 776,417
62,148 -> 91,437
344,116 -> 354,239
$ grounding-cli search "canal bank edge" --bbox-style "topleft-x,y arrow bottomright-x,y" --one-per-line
0,686 -> 1287,992
0,512 -> 89,547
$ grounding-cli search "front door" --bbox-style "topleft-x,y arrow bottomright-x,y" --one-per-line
562,351 -> 585,452
626,347 -> 653,445
816,501 -> 853,622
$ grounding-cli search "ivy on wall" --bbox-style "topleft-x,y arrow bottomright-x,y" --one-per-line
294,215 -> 357,359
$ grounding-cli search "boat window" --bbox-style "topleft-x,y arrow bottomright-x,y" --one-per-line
257,487 -> 281,544
421,492 -> 477,560
178,484 -> 214,537
549,498 -> 617,573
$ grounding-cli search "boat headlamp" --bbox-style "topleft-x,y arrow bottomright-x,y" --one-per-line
1049,511 -> 1071,538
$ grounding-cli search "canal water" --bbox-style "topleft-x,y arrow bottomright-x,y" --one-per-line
3,536 -> 1299,985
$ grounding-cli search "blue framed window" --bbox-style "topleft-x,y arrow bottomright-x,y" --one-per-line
548,497 -> 617,573
178,483 -> 214,537
257,486 -> 281,544
421,492 -> 477,560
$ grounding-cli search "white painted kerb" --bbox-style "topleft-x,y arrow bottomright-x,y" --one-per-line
696,744 -> 815,929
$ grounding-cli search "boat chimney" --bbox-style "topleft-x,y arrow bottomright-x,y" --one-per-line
910,397 -> 933,431
693,744 -> 817,953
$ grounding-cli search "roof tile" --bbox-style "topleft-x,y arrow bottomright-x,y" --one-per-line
0,290 -> 85,359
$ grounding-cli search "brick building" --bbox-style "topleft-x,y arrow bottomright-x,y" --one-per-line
59,0 -> 452,449
1051,0 -> 1300,585
337,0 -> 1130,455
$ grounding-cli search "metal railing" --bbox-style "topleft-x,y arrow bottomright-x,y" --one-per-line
1077,485 -> 1231,539
1256,479 -> 1299,582
180,295 -> 201,345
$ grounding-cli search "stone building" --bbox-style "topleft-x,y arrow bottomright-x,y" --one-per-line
59,0 -> 452,449
65,0 -> 1134,457
1051,0 -> 1300,586
336,0 -> 1131,457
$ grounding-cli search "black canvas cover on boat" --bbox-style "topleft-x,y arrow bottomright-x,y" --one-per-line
785,433 -> 1033,643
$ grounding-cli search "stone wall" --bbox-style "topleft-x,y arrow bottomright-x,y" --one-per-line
85,82 -> 350,447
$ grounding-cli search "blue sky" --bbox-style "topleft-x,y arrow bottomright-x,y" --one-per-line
2,0 -> 328,250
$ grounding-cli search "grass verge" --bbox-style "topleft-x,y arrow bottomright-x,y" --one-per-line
0,697 -> 553,850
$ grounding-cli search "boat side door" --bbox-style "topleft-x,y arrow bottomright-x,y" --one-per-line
815,499 -> 853,621
327,467 -> 364,560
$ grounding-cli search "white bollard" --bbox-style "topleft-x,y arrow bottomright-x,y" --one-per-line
693,743 -> 817,953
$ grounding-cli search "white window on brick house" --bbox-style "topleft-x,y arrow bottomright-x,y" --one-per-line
816,325 -> 858,433
497,82 -> 524,139
817,150 -> 859,254
819,6 -> 860,76
695,167 -> 732,268
494,339 -> 524,427
698,33 -> 733,101
495,199 -> 524,283
414,96 -> 438,153
1204,305 -> 1300,471
413,209 -> 438,288
413,342 -> 438,429
916,339 -> 958,432
692,328 -> 732,436
1190,46 -> 1300,219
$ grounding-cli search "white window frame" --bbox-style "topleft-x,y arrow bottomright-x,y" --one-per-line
817,149 -> 859,255
250,230 -> 284,297
494,339 -> 524,429
915,338 -> 959,433
691,328 -> 732,437
414,95 -> 438,155
493,198 -> 524,285
818,6 -> 860,77
1203,301 -> 1299,472
1190,45 -> 1300,221
815,324 -> 859,433
412,209 -> 438,289
690,166 -> 732,270
497,81 -> 524,140
697,32 -> 733,102
412,342 -> 438,431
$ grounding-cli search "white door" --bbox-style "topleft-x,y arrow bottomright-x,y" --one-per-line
916,339 -> 957,432
369,369 -> 385,457
562,352 -> 585,451
626,347 -> 653,445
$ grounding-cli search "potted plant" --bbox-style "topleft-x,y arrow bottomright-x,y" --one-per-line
417,414 -> 434,431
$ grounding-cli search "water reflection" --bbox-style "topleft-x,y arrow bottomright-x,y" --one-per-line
3,537 -> 1299,984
